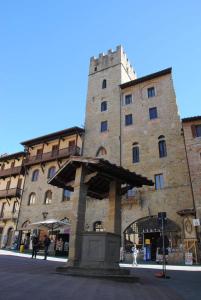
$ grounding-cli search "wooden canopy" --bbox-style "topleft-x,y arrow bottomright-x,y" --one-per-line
48,156 -> 154,200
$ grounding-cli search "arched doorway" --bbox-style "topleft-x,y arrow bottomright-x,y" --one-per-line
124,216 -> 181,261
6,227 -> 14,248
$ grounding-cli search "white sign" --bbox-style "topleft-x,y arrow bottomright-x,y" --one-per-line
185,252 -> 193,265
192,219 -> 200,226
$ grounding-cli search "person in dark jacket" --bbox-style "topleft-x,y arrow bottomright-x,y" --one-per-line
43,235 -> 51,260
31,236 -> 39,259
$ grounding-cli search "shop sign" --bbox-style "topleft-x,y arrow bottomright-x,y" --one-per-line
185,252 -> 193,265
192,219 -> 200,226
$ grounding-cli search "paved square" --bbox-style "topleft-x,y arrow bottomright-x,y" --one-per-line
0,255 -> 201,300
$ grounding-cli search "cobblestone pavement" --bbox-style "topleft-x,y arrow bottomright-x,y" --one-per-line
0,255 -> 201,300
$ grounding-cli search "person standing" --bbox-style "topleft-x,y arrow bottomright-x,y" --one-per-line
132,244 -> 139,266
31,236 -> 39,259
43,235 -> 51,260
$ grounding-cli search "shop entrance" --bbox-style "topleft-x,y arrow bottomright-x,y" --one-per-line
55,233 -> 69,257
144,232 -> 160,261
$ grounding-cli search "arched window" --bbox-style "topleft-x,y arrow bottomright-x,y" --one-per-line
28,193 -> 36,205
44,190 -> 52,204
101,101 -> 107,112
102,79 -> 107,89
32,169 -> 39,182
132,143 -> 140,163
93,221 -> 104,232
47,166 -> 56,179
96,146 -> 107,157
158,136 -> 167,158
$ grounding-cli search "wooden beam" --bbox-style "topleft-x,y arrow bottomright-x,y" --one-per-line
84,172 -> 98,184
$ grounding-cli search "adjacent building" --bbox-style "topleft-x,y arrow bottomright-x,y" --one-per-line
0,152 -> 25,248
16,127 -> 84,255
182,116 -> 201,240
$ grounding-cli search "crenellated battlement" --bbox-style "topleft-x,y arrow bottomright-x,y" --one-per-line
89,45 -> 136,79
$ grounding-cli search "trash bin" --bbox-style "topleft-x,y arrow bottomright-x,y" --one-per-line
20,244 -> 24,253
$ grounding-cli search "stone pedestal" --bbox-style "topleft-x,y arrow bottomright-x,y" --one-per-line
80,232 -> 121,269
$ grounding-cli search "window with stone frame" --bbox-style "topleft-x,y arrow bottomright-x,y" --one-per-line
132,143 -> 140,163
158,135 -> 167,158
101,101 -> 107,112
47,166 -> 56,179
125,114 -> 133,126
28,193 -> 36,205
44,190 -> 52,205
191,124 -> 201,138
149,107 -> 158,120
100,121 -> 108,132
124,94 -> 132,105
155,174 -> 164,190
32,169 -> 39,182
102,79 -> 107,89
147,87 -> 156,98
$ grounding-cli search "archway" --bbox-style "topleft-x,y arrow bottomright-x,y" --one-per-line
124,216 -> 181,261
6,227 -> 14,248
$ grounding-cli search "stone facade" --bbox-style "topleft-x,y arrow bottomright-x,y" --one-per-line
182,117 -> 201,237
16,127 -> 84,247
0,152 -> 25,248
83,46 -> 195,253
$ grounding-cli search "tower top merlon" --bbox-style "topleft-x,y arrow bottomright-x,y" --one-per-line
89,45 -> 136,78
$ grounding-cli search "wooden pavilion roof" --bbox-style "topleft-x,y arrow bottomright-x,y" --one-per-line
48,156 -> 154,200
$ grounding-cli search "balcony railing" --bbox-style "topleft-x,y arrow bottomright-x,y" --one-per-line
0,211 -> 19,221
0,166 -> 24,179
0,188 -> 22,199
24,146 -> 81,166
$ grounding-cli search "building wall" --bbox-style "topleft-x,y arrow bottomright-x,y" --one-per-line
183,119 -> 201,228
17,134 -> 82,231
83,47 -> 194,240
0,155 -> 24,248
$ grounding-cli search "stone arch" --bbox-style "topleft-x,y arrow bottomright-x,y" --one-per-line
96,146 -> 107,157
123,215 -> 181,254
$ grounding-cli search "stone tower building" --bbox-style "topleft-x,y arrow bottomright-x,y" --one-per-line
84,46 -> 196,262
84,45 -> 136,164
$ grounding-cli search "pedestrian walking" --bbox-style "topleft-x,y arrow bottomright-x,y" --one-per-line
31,236 -> 39,259
43,235 -> 51,260
132,244 -> 139,266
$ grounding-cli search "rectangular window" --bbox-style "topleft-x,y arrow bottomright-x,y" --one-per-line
101,121 -> 108,132
195,125 -> 201,137
155,174 -> 164,190
132,146 -> 139,163
125,114 -> 133,126
149,107 -> 158,120
36,148 -> 43,159
52,145 -> 59,157
124,94 -> 132,105
147,87 -> 155,98
63,189 -> 71,201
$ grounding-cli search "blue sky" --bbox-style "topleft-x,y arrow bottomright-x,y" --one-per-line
0,0 -> 201,154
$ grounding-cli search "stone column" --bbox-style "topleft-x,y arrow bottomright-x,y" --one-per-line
67,165 -> 88,267
105,180 -> 121,235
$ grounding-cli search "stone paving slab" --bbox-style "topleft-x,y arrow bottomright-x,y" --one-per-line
0,254 -> 201,300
